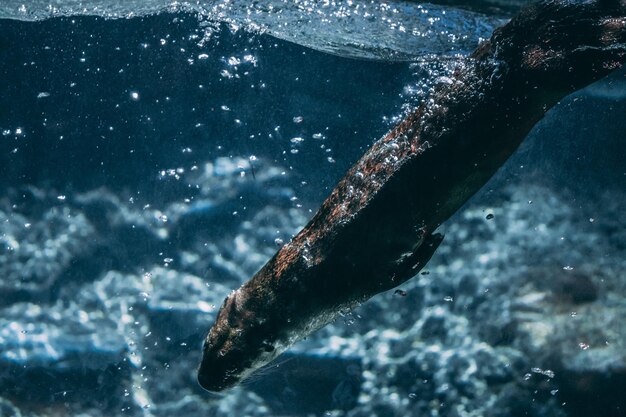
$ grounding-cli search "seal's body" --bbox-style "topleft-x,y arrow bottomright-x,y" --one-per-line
198,0 -> 626,392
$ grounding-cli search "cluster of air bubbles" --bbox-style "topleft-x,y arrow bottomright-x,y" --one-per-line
338,309 -> 359,326
219,53 -> 258,79
284,124 -> 335,163
159,167 -> 185,181
288,136 -> 303,151
2,127 -> 24,136
395,54 -> 466,120
531,367 -> 555,378
195,19 -> 223,48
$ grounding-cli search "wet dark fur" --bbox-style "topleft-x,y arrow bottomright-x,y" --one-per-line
198,0 -> 626,392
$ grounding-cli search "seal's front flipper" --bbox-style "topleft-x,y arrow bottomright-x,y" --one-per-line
385,232 -> 444,291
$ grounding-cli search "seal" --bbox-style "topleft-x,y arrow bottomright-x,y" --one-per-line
198,0 -> 626,392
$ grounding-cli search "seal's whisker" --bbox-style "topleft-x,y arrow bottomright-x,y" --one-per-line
241,354 -> 296,386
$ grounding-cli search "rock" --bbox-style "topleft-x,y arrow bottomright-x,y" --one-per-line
0,398 -> 21,417
84,268 -> 234,411
0,206 -> 96,303
0,300 -> 129,407
1,156 -> 623,417
0,264 -> 235,415
170,156 -> 295,242
143,267 -> 232,343
439,186 -> 626,417
73,190 -> 171,270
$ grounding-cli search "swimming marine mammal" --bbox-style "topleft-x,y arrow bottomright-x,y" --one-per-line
198,0 -> 626,392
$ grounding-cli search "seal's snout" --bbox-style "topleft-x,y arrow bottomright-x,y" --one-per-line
197,368 -> 222,393
197,368 -> 231,393
198,315 -> 250,392
197,291 -> 253,392
197,345 -> 241,393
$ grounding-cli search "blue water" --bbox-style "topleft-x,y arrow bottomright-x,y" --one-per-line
1,2 -> 625,417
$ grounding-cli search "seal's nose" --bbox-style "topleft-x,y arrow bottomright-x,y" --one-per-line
197,359 -> 222,392
197,369 -> 224,393
197,350 -> 241,392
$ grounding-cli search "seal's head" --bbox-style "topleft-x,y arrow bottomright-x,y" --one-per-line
197,288 -> 281,392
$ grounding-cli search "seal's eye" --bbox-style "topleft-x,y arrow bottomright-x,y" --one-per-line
262,344 -> 275,353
